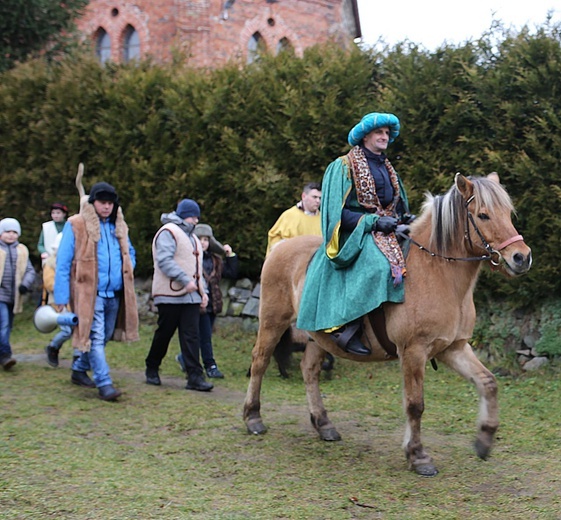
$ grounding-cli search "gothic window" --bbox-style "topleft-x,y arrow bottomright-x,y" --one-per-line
248,32 -> 267,63
96,28 -> 111,64
123,25 -> 141,62
276,37 -> 293,54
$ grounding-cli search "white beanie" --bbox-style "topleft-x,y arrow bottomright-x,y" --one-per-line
0,218 -> 22,236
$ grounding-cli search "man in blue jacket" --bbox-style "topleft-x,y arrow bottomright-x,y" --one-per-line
55,182 -> 138,401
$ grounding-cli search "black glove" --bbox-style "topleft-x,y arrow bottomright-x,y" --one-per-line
401,213 -> 417,225
375,216 -> 398,234
18,284 -> 29,295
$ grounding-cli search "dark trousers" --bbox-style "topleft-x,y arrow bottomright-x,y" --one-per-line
199,311 -> 216,369
145,303 -> 203,378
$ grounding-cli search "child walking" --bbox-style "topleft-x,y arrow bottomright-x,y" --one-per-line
0,218 -> 36,370
43,234 -> 80,367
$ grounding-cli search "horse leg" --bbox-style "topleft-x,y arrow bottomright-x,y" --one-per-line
437,342 -> 499,460
401,349 -> 438,476
301,340 -> 341,441
244,321 -> 291,435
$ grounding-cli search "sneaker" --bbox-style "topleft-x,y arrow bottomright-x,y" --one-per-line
206,365 -> 224,379
71,370 -> 96,388
175,354 -> 187,373
145,369 -> 161,386
45,346 -> 59,367
186,375 -> 213,392
0,356 -> 16,370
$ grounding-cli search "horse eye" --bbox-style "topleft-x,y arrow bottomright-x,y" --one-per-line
477,213 -> 490,221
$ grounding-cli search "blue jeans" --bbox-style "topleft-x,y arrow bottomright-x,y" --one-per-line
199,311 -> 217,369
72,295 -> 120,388
0,302 -> 14,359
49,324 -> 73,348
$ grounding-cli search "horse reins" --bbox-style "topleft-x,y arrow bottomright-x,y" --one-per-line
397,194 -> 524,265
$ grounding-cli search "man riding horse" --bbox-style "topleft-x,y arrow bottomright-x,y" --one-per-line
297,112 -> 415,356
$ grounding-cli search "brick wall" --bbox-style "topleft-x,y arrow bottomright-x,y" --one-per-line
76,0 -> 360,67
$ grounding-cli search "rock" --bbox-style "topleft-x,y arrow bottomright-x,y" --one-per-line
236,278 -> 253,290
218,296 -> 230,317
522,356 -> 550,371
228,301 -> 245,317
242,317 -> 259,333
251,283 -> 261,298
228,287 -> 252,302
242,297 -> 260,318
523,331 -> 540,349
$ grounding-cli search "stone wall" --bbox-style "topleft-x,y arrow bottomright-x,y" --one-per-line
135,276 -> 260,333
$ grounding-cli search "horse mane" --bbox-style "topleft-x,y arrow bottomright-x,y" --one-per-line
416,175 -> 515,256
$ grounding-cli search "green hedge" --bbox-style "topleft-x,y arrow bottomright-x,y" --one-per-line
1,27 -> 560,307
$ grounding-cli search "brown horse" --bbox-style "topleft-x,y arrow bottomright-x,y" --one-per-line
243,173 -> 532,476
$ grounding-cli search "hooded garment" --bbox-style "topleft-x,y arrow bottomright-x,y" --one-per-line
151,211 -> 206,305
55,195 -> 139,351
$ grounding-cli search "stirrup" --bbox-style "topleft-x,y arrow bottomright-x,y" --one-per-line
330,320 -> 362,350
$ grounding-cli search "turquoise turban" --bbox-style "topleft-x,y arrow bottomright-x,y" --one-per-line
347,112 -> 400,146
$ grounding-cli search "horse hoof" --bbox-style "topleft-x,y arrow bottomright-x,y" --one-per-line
246,420 -> 267,435
413,463 -> 439,477
319,428 -> 342,442
474,439 -> 491,460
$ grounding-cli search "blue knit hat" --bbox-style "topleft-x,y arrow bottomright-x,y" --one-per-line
348,113 -> 400,146
176,199 -> 201,219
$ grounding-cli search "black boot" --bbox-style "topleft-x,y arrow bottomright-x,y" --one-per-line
98,384 -> 122,401
331,321 -> 371,356
71,370 -> 96,388
45,345 -> 59,367
186,374 -> 213,392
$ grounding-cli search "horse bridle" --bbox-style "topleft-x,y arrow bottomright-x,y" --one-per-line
398,194 -> 524,265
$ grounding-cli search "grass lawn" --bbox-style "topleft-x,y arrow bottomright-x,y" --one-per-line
2,306 -> 561,519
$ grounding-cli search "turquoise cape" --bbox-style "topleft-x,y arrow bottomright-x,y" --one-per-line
296,155 -> 409,332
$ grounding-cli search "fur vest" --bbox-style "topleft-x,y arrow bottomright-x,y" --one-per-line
0,244 -> 30,313
69,197 -> 138,351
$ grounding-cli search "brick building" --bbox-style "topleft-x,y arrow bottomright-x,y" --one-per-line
76,0 -> 362,67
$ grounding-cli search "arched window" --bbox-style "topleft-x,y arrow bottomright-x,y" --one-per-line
247,32 -> 266,64
123,25 -> 140,62
276,37 -> 293,55
96,28 -> 111,64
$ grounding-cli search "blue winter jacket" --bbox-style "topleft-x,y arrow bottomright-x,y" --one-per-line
54,219 -> 136,305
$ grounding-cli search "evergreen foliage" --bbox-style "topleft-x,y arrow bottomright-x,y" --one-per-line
0,27 -> 560,307
0,0 -> 88,72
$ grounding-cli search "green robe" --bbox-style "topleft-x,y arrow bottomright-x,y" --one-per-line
296,154 -> 409,331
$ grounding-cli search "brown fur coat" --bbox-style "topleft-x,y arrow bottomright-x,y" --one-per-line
69,196 -> 138,351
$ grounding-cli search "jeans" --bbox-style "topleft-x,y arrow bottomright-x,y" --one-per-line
0,302 -> 14,359
49,325 -> 73,349
72,295 -> 120,388
146,303 -> 203,378
199,311 -> 217,369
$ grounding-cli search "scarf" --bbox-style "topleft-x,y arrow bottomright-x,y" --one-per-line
347,146 -> 406,285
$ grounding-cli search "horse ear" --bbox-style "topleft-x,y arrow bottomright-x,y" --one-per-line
454,172 -> 474,198
487,172 -> 500,184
